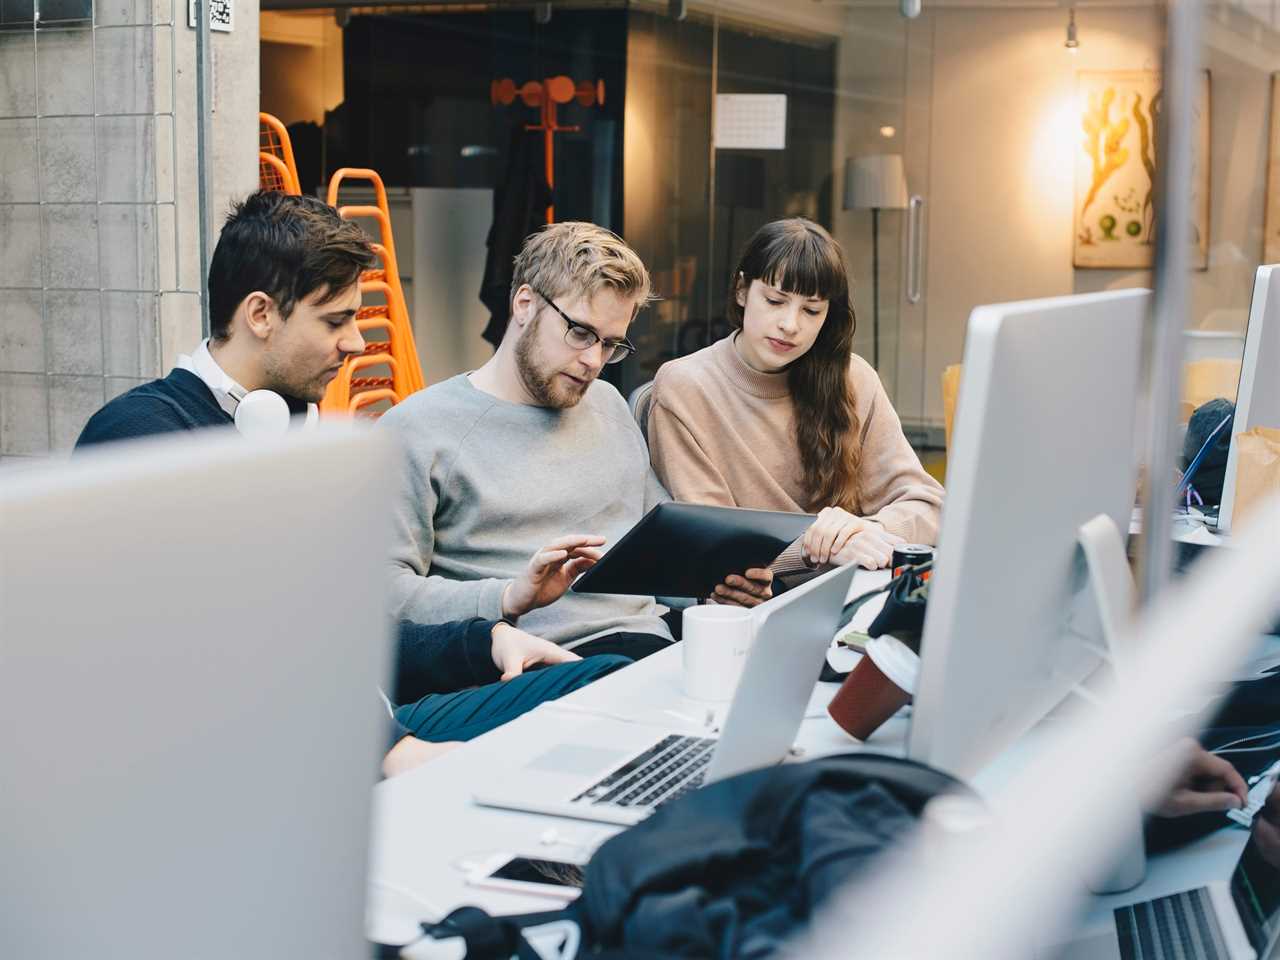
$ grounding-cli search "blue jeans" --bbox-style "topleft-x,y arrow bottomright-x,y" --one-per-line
393,655 -> 630,742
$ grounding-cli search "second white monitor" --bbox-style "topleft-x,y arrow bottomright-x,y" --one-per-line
1219,264 -> 1280,533
909,288 -> 1150,779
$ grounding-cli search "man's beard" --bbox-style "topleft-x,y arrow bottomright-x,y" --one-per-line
261,351 -> 327,404
515,314 -> 591,409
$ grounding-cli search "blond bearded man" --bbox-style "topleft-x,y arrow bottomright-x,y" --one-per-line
383,223 -> 772,660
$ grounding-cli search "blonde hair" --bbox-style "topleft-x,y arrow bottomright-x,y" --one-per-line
510,222 -> 652,314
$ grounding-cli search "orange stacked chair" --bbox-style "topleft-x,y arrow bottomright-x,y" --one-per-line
320,167 -> 425,418
258,113 -> 300,195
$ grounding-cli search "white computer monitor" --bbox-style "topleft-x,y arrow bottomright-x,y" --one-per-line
0,427 -> 397,960
908,289 -> 1150,779
1219,264 -> 1280,533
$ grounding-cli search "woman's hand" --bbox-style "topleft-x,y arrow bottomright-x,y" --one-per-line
831,526 -> 905,570
803,507 -> 905,570
802,507 -> 864,566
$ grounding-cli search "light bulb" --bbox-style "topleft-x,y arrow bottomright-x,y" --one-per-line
1064,8 -> 1080,52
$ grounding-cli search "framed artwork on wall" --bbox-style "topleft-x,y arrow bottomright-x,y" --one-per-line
1073,70 -> 1210,270
1264,74 -> 1280,265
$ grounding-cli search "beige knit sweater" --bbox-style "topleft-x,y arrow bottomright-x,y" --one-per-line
647,335 -> 944,554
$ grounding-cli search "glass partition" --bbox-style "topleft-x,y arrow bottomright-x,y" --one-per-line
256,0 -> 1279,458
260,2 -> 916,409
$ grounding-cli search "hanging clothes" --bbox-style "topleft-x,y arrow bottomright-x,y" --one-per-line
479,123 -> 553,349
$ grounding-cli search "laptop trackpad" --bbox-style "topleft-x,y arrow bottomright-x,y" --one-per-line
528,744 -> 629,776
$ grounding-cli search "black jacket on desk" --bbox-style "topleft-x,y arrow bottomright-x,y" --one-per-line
75,368 -> 232,448
428,754 -> 968,959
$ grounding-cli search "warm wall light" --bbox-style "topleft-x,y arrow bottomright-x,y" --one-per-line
1064,7 -> 1080,53
880,125 -> 896,138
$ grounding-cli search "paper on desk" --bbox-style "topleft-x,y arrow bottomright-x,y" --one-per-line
1174,522 -> 1225,547
845,589 -> 889,631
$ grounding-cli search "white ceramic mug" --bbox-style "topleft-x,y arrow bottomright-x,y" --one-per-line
681,604 -> 755,701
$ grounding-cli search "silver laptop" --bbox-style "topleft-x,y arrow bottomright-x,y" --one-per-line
0,427 -> 396,959
474,563 -> 858,825
1048,829 -> 1280,960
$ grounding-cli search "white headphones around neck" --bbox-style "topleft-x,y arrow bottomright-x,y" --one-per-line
178,341 -> 316,439
233,389 -> 293,438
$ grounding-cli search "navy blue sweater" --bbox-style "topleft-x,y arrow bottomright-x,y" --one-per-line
76,369 -> 233,448
393,617 -> 502,704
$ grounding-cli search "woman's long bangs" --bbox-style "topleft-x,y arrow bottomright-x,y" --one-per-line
752,221 -> 849,303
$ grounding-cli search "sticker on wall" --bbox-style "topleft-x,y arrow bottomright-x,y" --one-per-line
714,94 -> 787,151
1073,70 -> 1210,270
188,0 -> 233,32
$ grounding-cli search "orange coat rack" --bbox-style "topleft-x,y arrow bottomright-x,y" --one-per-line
490,75 -> 605,224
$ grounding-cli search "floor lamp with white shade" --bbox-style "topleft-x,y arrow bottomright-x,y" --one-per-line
845,154 -> 909,369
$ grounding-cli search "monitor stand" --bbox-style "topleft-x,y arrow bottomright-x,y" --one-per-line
1078,513 -> 1147,894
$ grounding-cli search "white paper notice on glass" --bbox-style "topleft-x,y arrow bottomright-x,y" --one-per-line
714,94 -> 787,150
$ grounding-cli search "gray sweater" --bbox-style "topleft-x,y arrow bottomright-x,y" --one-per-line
381,373 -> 672,648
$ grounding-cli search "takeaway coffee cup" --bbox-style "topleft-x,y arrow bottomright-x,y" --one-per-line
827,635 -> 920,741
681,604 -> 755,701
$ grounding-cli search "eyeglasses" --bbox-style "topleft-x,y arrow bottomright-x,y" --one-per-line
534,290 -> 636,365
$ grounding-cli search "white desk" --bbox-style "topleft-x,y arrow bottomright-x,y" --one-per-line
365,586 -> 1265,952
366,641 -> 912,944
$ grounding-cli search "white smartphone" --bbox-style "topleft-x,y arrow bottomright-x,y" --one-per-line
465,853 -> 584,900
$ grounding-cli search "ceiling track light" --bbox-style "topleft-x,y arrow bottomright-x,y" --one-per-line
1065,7 -> 1080,52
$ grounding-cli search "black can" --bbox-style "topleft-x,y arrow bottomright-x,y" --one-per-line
891,544 -> 934,580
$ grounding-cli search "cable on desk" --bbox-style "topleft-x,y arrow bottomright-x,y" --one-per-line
1210,727 -> 1280,755
1214,740 -> 1280,756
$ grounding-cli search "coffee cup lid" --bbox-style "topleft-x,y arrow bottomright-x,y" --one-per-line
865,635 -> 920,695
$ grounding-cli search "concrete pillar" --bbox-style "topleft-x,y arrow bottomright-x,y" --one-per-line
0,0 -> 256,462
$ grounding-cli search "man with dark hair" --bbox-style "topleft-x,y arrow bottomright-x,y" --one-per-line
77,191 -> 376,445
74,191 -> 629,779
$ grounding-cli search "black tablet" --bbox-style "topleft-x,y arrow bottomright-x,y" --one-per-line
571,502 -> 816,599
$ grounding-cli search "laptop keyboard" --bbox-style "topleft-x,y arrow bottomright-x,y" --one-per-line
1115,887 -> 1229,960
572,734 -> 715,810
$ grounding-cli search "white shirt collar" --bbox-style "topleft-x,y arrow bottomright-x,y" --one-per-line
175,339 -> 244,417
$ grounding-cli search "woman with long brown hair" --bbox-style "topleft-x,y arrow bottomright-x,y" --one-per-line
647,218 -> 942,579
